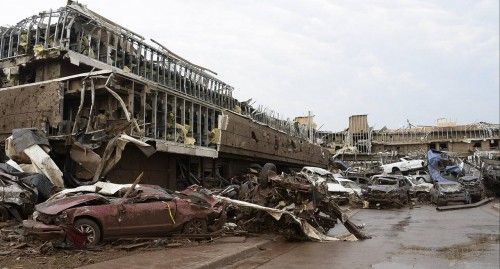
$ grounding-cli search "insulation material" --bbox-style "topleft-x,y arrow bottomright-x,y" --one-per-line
23,145 -> 64,188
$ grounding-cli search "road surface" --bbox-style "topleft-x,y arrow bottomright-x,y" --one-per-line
222,204 -> 500,269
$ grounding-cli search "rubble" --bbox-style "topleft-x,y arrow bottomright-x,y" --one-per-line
217,167 -> 370,241
6,129 -> 64,188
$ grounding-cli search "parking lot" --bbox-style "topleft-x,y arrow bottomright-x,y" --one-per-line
221,204 -> 500,269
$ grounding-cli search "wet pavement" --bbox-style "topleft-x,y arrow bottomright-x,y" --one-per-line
222,204 -> 500,269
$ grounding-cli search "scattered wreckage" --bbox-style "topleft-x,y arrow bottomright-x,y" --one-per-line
218,166 -> 370,241
299,167 -> 350,204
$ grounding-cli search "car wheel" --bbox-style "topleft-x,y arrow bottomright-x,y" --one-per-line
183,218 -> 208,235
74,218 -> 101,246
391,167 -> 401,174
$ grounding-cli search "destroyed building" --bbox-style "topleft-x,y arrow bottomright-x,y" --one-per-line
318,115 -> 500,160
0,2 -> 329,189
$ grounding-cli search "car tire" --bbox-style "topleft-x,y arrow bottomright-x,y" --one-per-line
391,167 -> 400,174
74,218 -> 101,247
183,218 -> 208,235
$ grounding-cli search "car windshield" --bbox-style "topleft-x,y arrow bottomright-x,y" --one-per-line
440,183 -> 462,192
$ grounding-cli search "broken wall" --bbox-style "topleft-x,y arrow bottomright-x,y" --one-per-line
219,111 -> 328,168
0,81 -> 63,140
106,145 -> 177,190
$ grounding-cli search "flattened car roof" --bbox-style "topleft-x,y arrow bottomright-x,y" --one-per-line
36,194 -> 108,215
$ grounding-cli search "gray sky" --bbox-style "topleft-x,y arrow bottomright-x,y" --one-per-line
1,0 -> 498,130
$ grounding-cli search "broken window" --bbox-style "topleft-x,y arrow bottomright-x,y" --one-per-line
490,140 -> 499,150
439,143 -> 448,150
473,142 -> 481,149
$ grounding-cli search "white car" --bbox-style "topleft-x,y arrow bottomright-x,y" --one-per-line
409,170 -> 432,184
406,176 -> 433,199
336,177 -> 362,197
380,157 -> 426,174
299,167 -> 350,203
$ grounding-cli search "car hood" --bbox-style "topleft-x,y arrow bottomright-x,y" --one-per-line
326,183 -> 349,193
368,185 -> 398,192
36,194 -> 108,215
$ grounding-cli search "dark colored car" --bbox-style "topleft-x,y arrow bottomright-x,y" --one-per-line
23,184 -> 225,246
364,175 -> 411,207
456,175 -> 483,202
0,176 -> 37,220
430,180 -> 470,206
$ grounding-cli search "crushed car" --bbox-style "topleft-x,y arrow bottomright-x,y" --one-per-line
427,149 -> 473,206
406,176 -> 433,202
429,180 -> 470,206
0,174 -> 37,221
364,175 -> 411,207
23,182 -> 225,246
299,167 -> 350,204
336,177 -> 362,197
455,175 -> 483,202
0,162 -> 55,220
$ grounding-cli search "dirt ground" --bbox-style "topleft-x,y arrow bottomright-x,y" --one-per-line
0,227 -> 211,269
1,202 -> 498,269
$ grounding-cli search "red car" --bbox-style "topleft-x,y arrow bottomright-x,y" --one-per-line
23,184 -> 225,246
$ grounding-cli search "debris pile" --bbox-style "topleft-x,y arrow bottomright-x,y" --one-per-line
217,166 -> 370,241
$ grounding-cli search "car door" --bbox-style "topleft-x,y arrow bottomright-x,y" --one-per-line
118,199 -> 177,236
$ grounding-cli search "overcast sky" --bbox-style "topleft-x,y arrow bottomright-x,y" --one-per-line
1,0 -> 498,130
